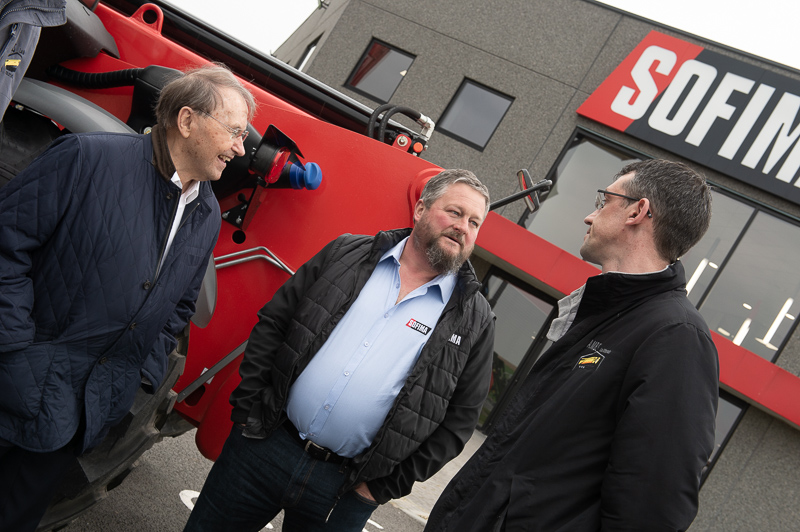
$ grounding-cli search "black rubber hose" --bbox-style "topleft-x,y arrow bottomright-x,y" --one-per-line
46,65 -> 144,89
378,105 -> 422,144
367,103 -> 394,139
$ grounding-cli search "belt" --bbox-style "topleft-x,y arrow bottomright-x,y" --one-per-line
282,421 -> 348,464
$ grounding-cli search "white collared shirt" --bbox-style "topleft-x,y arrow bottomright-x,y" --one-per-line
159,172 -> 200,272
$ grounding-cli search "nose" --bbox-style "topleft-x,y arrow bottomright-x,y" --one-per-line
584,211 -> 596,226
453,217 -> 469,234
232,135 -> 246,157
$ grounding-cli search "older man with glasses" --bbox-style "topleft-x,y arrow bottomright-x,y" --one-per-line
0,63 -> 255,532
426,158 -> 719,532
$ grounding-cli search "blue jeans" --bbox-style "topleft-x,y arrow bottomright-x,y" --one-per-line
184,425 -> 379,532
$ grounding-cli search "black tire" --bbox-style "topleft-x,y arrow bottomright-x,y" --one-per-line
0,105 -> 62,189
36,347 -> 195,532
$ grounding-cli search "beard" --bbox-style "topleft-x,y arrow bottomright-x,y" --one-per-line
415,223 -> 471,275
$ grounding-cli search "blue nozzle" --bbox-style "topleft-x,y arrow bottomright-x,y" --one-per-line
288,162 -> 323,190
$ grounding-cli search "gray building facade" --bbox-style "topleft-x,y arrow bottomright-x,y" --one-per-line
277,1 -> 800,529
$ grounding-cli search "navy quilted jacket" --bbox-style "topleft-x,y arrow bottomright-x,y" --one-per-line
0,132 -> 220,452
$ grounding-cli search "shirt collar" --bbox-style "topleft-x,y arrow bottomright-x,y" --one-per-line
380,236 -> 458,303
170,172 -> 201,204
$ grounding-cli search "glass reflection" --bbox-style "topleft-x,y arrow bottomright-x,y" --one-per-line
524,136 -> 639,258
439,80 -> 513,149
705,392 -> 745,476
699,212 -> 800,361
347,40 -> 415,103
479,275 -> 554,425
679,192 -> 754,306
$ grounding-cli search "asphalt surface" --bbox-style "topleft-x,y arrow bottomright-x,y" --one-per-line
60,430 -> 424,532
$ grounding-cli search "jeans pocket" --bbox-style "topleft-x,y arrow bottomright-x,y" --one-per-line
352,491 -> 380,507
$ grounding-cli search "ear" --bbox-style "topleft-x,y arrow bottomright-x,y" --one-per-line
626,198 -> 652,226
176,106 -> 194,139
413,199 -> 425,225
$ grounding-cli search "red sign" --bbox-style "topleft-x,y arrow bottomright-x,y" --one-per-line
579,30 -> 800,206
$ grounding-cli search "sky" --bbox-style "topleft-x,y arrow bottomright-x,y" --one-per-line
162,0 -> 800,72
163,0 -> 319,56
597,0 -> 800,71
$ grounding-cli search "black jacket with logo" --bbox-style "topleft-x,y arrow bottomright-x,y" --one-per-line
230,229 -> 495,503
426,262 -> 719,532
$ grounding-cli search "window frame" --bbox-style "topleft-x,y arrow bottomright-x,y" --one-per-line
437,78 -> 514,151
478,266 -> 558,432
344,38 -> 416,104
296,36 -> 321,72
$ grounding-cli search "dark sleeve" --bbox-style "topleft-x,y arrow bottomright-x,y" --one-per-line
229,236 -> 345,424
141,222 -> 220,388
367,305 -> 496,503
600,322 -> 719,531
0,136 -> 79,352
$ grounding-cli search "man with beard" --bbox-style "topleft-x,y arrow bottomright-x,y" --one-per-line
425,159 -> 719,532
186,169 -> 496,532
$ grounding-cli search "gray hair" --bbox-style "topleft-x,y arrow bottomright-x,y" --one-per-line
617,159 -> 712,262
420,169 -> 491,217
155,63 -> 256,128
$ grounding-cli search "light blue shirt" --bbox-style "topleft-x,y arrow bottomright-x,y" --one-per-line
285,237 -> 457,458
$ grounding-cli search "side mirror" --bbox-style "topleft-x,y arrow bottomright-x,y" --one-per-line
489,169 -> 552,212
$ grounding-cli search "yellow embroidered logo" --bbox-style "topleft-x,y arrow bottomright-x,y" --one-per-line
574,353 -> 605,370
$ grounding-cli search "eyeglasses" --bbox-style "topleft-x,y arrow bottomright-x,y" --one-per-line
595,189 -> 652,218
198,110 -> 248,142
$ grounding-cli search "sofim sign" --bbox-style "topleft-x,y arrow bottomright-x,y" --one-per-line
578,30 -> 800,205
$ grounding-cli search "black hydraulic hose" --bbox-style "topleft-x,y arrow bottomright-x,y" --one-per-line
46,65 -> 144,89
367,103 -> 394,139
378,105 -> 422,144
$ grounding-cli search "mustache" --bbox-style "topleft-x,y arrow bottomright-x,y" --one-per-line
440,230 -> 465,245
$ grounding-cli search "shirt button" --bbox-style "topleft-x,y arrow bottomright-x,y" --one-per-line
396,283 -> 400,288
129,322 -> 137,330
142,280 -> 152,290
344,371 -> 350,376
384,313 -> 389,318
166,193 -> 174,200
324,405 -> 330,410
364,341 -> 369,347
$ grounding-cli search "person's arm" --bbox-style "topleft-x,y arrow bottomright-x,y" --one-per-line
366,310 -> 496,504
229,235 -> 348,425
600,322 -> 719,531
140,228 -> 220,390
0,136 -> 80,353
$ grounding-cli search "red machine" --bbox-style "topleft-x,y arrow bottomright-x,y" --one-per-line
1,1 -> 458,529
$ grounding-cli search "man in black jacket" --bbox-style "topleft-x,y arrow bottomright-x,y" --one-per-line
425,159 -> 719,532
186,169 -> 496,532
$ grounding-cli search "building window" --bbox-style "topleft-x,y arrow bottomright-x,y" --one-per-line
522,132 -> 641,259
346,39 -> 415,103
296,37 -> 320,72
438,80 -> 513,150
527,129 -> 800,472
693,210 -> 800,361
478,270 -> 555,430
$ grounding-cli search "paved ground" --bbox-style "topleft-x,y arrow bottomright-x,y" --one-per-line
59,429 -> 485,531
393,431 -> 486,523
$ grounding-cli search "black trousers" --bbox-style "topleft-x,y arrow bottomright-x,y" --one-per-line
0,439 -> 78,532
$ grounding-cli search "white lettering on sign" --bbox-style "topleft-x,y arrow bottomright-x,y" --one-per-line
686,72 -> 755,146
611,45 -> 677,120
648,59 -> 717,136
742,92 -> 800,183
579,30 -> 800,203
718,84 -> 776,159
